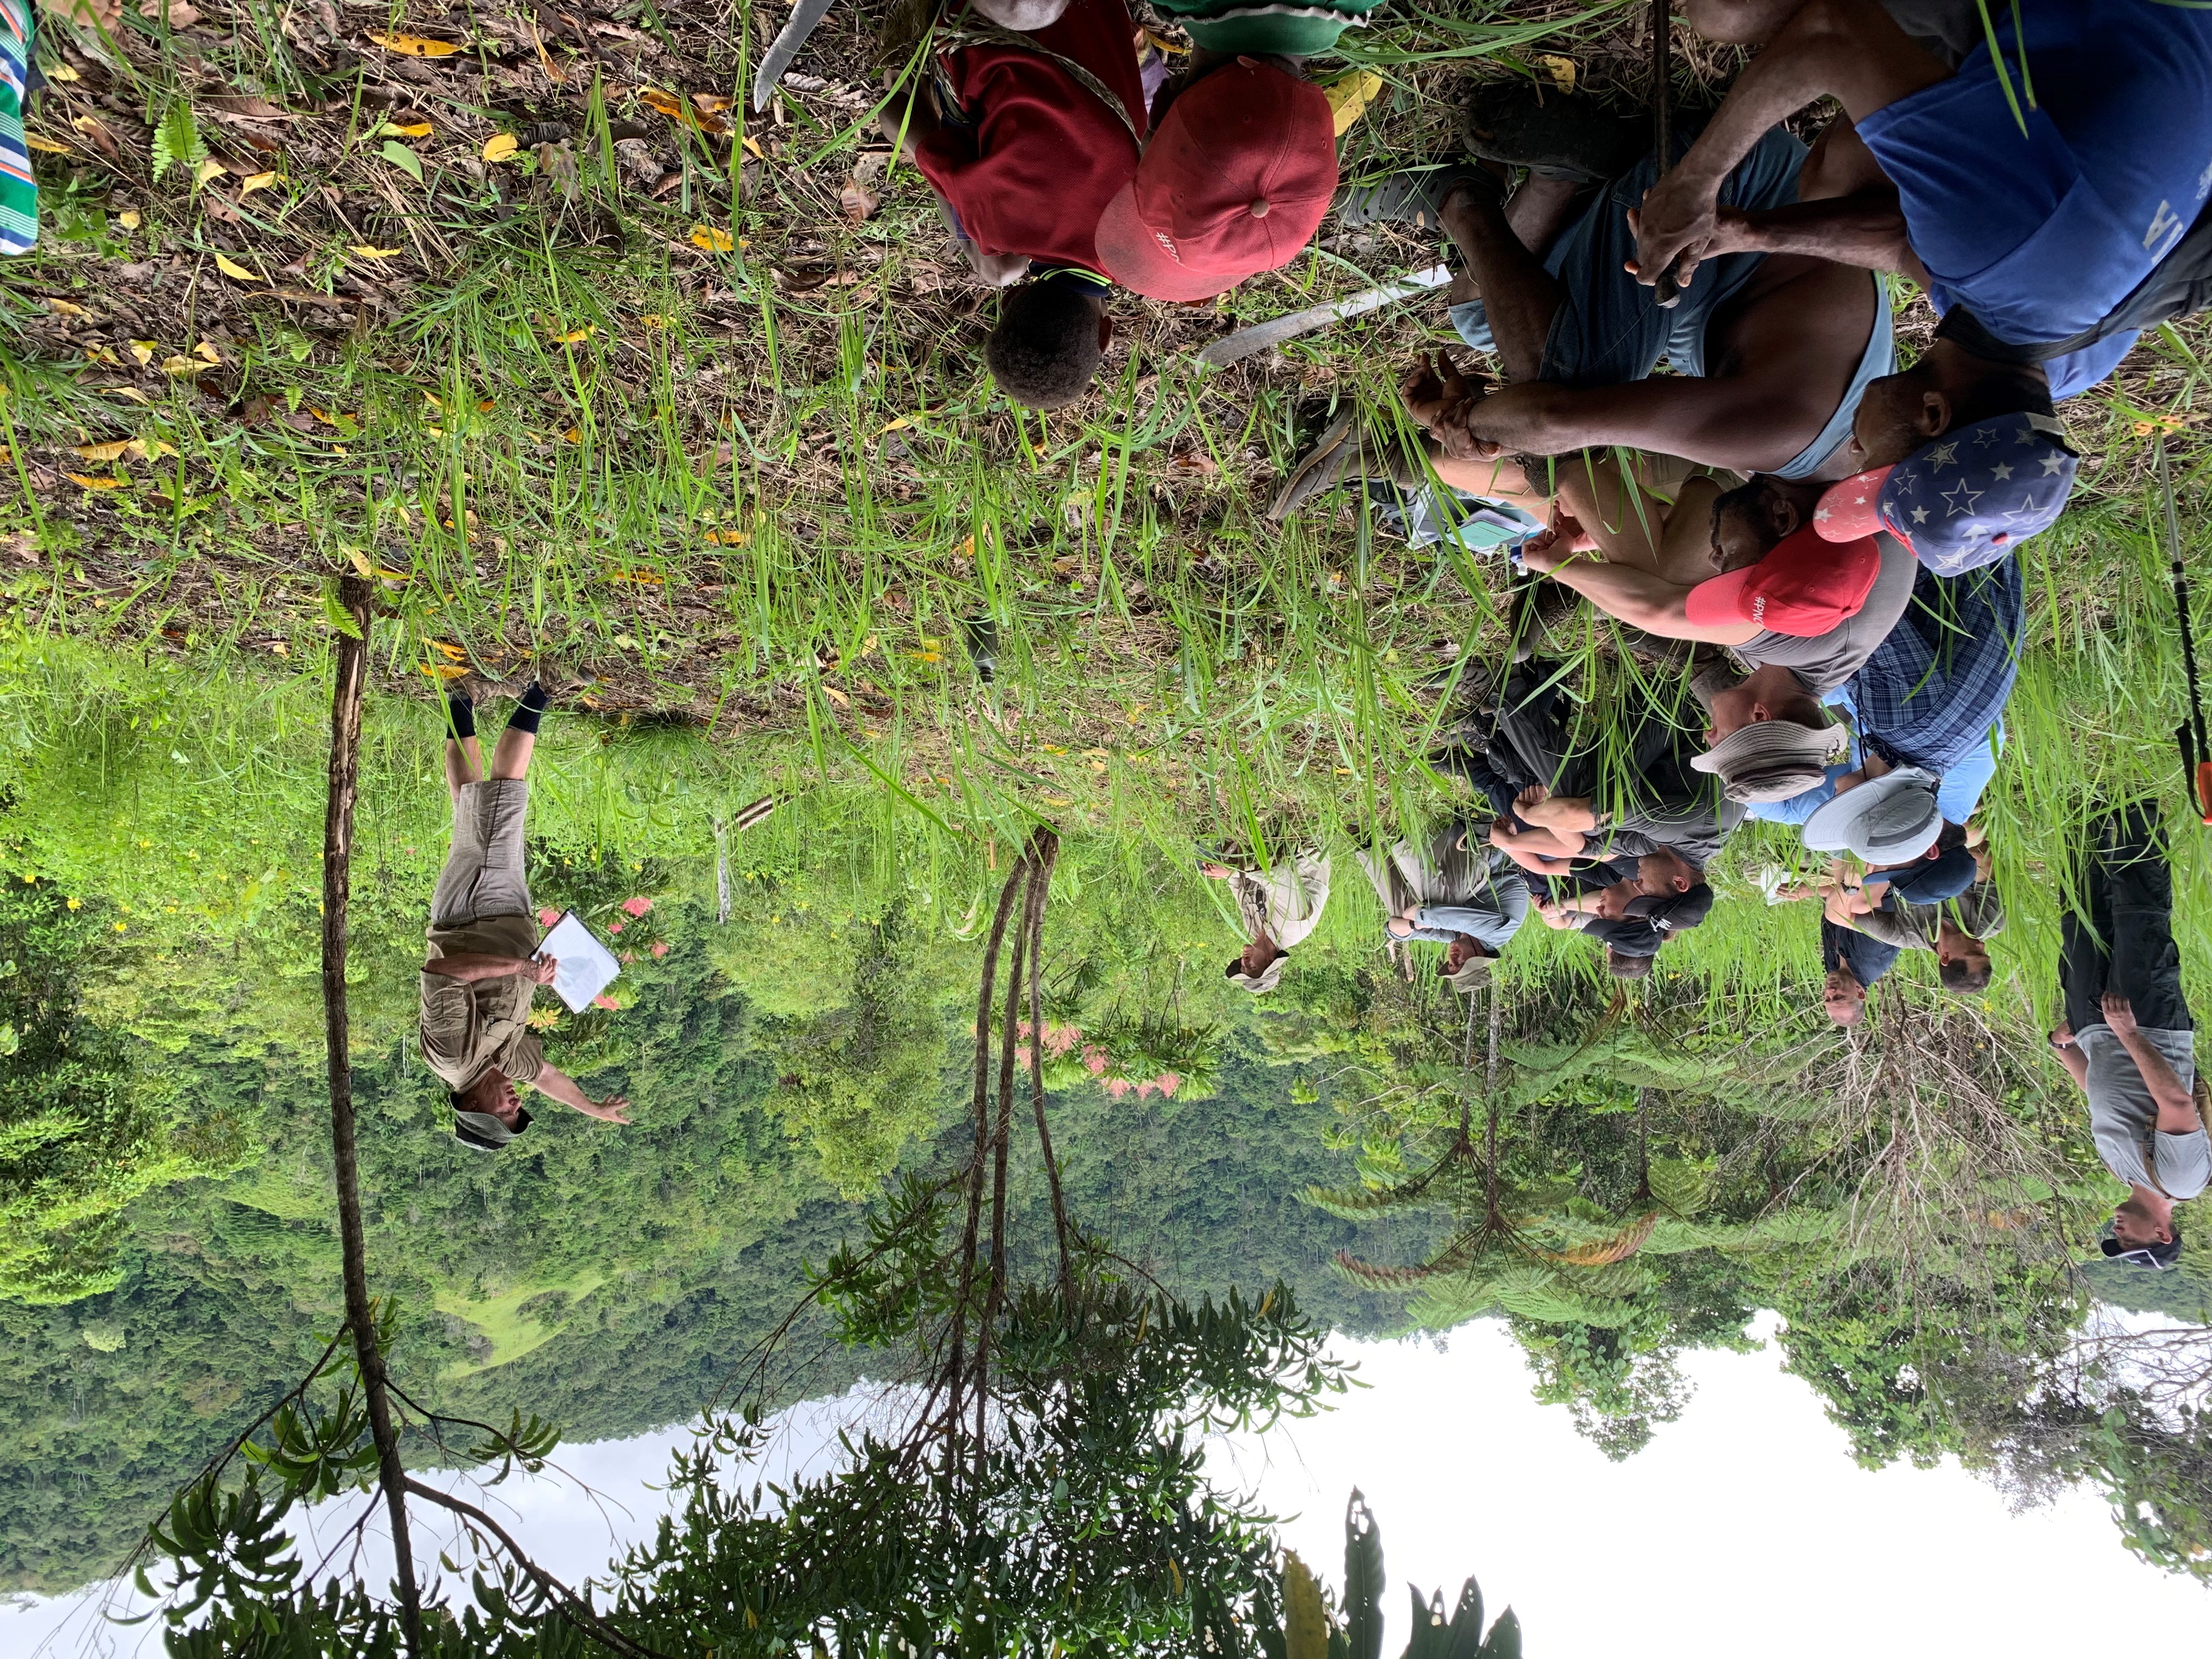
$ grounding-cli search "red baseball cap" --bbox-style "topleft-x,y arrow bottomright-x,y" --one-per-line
1092,57 -> 1336,303
1683,523 -> 1882,636
1812,466 -> 1899,544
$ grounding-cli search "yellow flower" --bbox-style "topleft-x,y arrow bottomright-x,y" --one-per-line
66,896 -> 81,909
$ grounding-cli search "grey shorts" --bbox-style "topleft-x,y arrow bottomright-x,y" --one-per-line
430,780 -> 533,928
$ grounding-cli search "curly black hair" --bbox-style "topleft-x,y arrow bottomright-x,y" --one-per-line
986,279 -> 1105,410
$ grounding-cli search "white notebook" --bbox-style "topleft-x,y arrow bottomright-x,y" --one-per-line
538,911 -> 621,1014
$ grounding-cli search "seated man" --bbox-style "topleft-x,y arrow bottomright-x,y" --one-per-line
888,0 -> 1149,409
1515,462 -> 1917,692
421,680 -> 632,1151
1630,1 -> 2211,562
1357,823 -> 1530,990
1643,0 -> 2211,400
2047,805 -> 2211,1270
1694,548 -> 2023,804
1462,660 -> 1741,893
1204,845 -> 1331,995
1398,81 -> 1893,483
1824,838 -> 1998,995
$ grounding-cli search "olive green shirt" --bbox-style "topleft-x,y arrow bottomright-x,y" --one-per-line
419,913 -> 546,1093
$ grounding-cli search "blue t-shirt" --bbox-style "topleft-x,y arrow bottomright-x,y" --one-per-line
1858,0 -> 2212,394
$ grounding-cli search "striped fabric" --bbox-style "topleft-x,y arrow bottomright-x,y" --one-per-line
0,0 -> 36,256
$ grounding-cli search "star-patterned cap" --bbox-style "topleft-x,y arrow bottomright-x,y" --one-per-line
1812,413 -> 2078,577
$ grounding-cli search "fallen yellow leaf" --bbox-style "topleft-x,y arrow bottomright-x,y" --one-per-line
25,134 -> 71,154
347,245 -> 404,259
607,568 -> 667,584
109,387 -> 150,404
561,427 -> 582,444
1533,53 -> 1577,92
419,663 -> 469,679
688,224 -> 734,253
822,685 -> 850,707
1320,70 -> 1384,137
75,439 -> 133,462
704,529 -> 751,545
388,121 -> 435,138
159,356 -> 201,375
549,324 -> 595,343
482,132 -> 518,162
44,297 -> 88,317
640,313 -> 666,328
239,172 -> 280,195
194,157 -> 225,185
432,639 -> 467,661
118,210 -> 142,229
194,340 -> 222,364
65,472 -> 127,489
129,341 -> 155,365
213,252 -> 261,282
740,134 -> 764,160
367,31 -> 464,55
345,548 -> 374,577
692,92 -> 732,114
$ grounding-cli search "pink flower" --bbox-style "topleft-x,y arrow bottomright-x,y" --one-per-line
537,907 -> 560,927
1136,1081 -> 1159,1100
620,896 -> 652,917
592,994 -> 618,1011
651,941 -> 669,958
1015,1045 -> 1032,1067
1103,1079 -> 1133,1099
619,950 -> 635,963
1082,1045 -> 1109,1076
607,921 -> 624,934
1044,1023 -> 1081,1057
1155,1073 -> 1181,1097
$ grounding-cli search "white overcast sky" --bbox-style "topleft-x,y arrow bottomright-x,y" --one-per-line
8,1317 -> 2206,1657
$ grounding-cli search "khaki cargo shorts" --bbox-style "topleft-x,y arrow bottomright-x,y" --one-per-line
430,780 -> 533,928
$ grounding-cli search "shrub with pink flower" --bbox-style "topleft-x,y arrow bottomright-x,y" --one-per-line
620,896 -> 652,918
538,907 -> 560,927
606,920 -> 624,934
651,941 -> 669,958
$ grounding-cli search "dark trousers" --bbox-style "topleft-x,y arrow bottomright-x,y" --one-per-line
2061,805 -> 2193,1035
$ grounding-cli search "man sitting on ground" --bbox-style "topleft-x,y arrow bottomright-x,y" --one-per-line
1394,78 -> 1893,484
2047,805 -> 2210,1270
1357,823 -> 1530,990
1204,845 -> 1331,995
421,678 -> 632,1151
1514,463 -> 1917,704
1825,837 -> 1999,995
1629,0 -> 2209,562
887,0 -> 1149,410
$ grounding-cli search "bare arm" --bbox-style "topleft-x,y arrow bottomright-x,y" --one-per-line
530,1063 -> 633,1124
1452,377 -> 1838,478
1699,195 -> 1930,281
422,953 -> 556,985
1518,541 -> 1759,645
1632,0 -> 1950,289
2048,1022 -> 2089,1092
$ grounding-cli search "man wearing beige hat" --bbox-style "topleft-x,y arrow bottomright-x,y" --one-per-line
1204,847 -> 1331,995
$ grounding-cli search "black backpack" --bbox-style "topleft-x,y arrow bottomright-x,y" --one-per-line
1936,194 -> 2212,363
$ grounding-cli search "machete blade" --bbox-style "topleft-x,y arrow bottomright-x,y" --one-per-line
752,0 -> 839,111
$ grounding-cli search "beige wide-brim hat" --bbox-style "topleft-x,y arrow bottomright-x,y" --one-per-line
1691,719 -> 1849,803
1226,953 -> 1287,994
1444,947 -> 1496,992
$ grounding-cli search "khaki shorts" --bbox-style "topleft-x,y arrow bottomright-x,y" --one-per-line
430,780 -> 533,928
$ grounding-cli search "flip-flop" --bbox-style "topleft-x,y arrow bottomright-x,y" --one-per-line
1458,80 -> 1647,185
1336,162 -> 1502,230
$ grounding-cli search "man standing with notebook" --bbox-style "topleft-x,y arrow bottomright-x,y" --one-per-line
420,676 -> 633,1151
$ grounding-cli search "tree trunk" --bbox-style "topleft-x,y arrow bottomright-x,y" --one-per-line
321,575 -> 424,1656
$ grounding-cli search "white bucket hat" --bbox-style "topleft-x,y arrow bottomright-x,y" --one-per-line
1801,767 -> 1943,864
